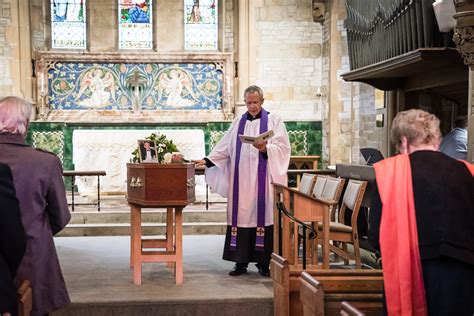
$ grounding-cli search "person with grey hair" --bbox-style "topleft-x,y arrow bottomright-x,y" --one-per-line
194,85 -> 291,277
368,109 -> 474,315
439,116 -> 468,160
0,96 -> 71,316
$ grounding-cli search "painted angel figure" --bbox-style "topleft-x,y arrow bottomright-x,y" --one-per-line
76,68 -> 116,108
53,0 -> 82,22
157,69 -> 198,108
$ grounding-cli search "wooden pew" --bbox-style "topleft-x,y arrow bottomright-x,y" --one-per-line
17,280 -> 32,316
272,253 -> 383,316
340,301 -> 366,316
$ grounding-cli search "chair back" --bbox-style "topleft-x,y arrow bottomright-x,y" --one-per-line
321,177 -> 345,201
339,179 -> 367,225
299,173 -> 316,195
312,175 -> 328,199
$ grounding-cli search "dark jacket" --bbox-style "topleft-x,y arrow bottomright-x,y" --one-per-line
0,162 -> 27,316
0,133 -> 71,316
369,150 -> 474,315
369,150 -> 474,263
140,146 -> 157,162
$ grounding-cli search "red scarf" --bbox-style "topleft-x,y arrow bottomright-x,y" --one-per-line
373,154 -> 427,316
460,160 -> 474,175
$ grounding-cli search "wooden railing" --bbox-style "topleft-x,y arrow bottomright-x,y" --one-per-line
276,201 -> 317,270
63,170 -> 106,212
273,183 -> 337,269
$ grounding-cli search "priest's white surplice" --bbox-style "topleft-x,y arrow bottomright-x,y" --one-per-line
205,112 -> 290,227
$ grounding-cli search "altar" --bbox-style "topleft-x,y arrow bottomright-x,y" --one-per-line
72,129 -> 206,199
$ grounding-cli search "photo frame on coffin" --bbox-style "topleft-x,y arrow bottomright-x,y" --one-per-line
138,139 -> 159,163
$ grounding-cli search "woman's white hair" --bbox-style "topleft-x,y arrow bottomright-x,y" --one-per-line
0,96 -> 32,135
390,108 -> 441,151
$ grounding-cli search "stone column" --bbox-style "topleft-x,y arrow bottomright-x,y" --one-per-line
327,0 -> 352,165
453,0 -> 474,162
236,0 -> 249,111
1,0 -> 33,100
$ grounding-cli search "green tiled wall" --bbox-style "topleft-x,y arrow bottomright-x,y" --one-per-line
27,120 -> 322,169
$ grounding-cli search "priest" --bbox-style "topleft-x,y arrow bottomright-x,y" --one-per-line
194,85 -> 290,277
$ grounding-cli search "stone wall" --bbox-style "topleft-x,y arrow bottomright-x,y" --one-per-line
250,0 -> 324,122
1,0 -> 324,125
224,0 -> 235,52
0,0 -> 364,165
352,83 -> 383,164
0,0 -> 12,96
322,0 -> 382,166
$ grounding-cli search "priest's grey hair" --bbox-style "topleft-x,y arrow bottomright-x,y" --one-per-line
0,96 -> 32,136
244,85 -> 264,100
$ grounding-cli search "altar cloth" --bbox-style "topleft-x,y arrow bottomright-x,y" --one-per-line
72,129 -> 206,199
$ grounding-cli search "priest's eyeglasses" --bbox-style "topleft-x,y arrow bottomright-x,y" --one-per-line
245,99 -> 263,106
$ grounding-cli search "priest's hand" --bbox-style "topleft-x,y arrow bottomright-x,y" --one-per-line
253,142 -> 267,153
192,159 -> 206,166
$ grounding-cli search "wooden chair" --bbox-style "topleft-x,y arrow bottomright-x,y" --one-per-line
318,179 -> 367,268
305,176 -> 345,264
299,173 -> 316,195
340,302 -> 366,316
273,183 -> 336,269
17,280 -> 32,316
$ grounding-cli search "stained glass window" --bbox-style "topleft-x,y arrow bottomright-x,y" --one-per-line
118,0 -> 153,49
51,0 -> 87,49
184,0 -> 218,50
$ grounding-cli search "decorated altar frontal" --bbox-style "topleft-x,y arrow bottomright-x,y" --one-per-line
72,129 -> 206,198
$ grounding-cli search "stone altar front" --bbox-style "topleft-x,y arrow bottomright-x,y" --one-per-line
72,129 -> 206,199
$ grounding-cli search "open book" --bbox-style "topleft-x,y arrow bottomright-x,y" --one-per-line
239,130 -> 274,144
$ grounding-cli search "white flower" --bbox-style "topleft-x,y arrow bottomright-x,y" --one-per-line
163,153 -> 172,164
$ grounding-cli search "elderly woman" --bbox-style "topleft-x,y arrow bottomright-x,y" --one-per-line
0,96 -> 71,316
368,109 -> 474,315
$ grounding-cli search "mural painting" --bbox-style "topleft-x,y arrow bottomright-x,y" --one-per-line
48,62 -> 223,111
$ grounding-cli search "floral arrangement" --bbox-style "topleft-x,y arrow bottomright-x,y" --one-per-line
131,132 -> 179,163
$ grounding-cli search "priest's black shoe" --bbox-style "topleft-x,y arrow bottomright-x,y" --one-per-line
256,263 -> 270,277
229,263 -> 248,276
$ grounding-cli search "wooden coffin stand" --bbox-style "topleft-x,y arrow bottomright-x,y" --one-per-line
126,163 -> 195,285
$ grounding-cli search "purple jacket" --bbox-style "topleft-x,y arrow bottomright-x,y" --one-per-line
0,133 -> 71,316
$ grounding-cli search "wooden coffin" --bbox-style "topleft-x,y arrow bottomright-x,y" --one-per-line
126,163 -> 195,206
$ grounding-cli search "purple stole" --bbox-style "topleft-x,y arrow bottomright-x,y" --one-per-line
230,109 -> 268,252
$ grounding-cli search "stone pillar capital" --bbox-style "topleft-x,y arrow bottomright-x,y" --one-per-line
454,0 -> 474,66
454,26 -> 474,66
